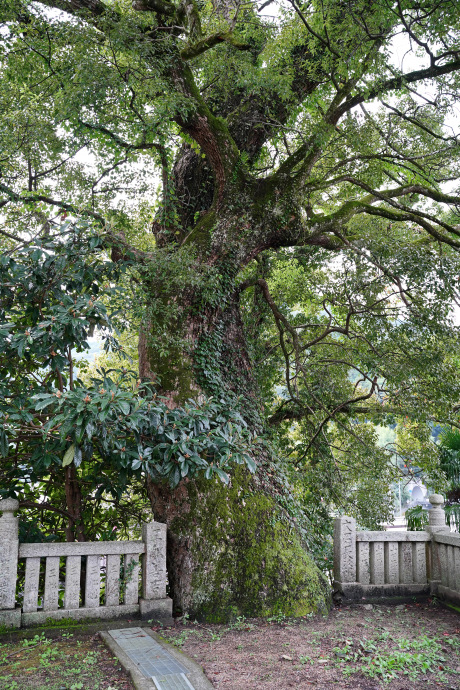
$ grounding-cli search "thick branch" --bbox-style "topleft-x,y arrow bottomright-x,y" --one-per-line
78,120 -> 165,154
180,32 -> 251,60
172,65 -> 240,202
131,0 -> 176,15
336,59 -> 460,119
36,0 -> 107,16
268,402 -> 405,426
19,500 -> 73,520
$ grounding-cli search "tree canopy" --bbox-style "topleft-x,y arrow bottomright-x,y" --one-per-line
1,0 -> 460,547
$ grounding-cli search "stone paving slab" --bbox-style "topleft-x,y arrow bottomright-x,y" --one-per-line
100,627 -> 213,690
152,673 -> 195,690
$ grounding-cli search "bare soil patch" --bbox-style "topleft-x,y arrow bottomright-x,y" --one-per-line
158,601 -> 460,689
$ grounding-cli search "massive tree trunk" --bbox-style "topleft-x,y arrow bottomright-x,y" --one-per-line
146,465 -> 330,621
139,199 -> 331,619
141,313 -> 331,619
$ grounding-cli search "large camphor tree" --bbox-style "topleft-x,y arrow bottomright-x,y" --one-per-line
1,0 -> 460,618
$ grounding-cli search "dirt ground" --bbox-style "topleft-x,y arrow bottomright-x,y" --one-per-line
1,600 -> 459,689
159,601 -> 460,689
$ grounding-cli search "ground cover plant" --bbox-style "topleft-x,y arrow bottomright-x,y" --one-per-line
0,630 -> 133,690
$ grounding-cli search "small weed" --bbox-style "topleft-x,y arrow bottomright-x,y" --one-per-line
39,644 -> 60,667
375,630 -> 390,642
228,616 -> 253,631
148,619 -> 165,628
267,613 -> 288,624
299,654 -> 313,665
334,633 -> 450,683
82,650 -> 100,665
170,630 -> 191,647
22,633 -> 46,648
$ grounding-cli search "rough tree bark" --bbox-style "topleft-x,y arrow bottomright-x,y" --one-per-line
138,137 -> 334,617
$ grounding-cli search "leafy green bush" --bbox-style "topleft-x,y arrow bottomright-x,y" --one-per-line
0,221 -> 257,538
439,429 -> 460,486
445,503 -> 460,531
405,505 -> 428,531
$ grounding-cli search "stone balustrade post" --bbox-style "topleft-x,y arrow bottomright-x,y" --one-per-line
0,498 -> 21,628
427,494 -> 449,595
139,520 -> 173,622
333,516 -> 357,587
427,494 -> 449,534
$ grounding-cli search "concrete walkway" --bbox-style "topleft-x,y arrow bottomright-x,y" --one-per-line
100,626 -> 213,690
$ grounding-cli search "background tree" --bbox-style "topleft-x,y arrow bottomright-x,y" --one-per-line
1,0 -> 460,618
438,427 -> 460,530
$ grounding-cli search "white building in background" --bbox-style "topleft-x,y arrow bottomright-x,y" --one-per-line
406,480 -> 430,507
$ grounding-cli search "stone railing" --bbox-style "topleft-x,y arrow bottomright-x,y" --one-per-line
0,499 -> 172,628
334,494 -> 460,607
431,532 -> 460,606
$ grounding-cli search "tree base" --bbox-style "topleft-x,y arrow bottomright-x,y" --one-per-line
149,467 -> 331,622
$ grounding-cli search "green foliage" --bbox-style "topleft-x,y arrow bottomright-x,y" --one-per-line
445,503 -> 460,531
437,427 -> 460,530
405,506 -> 429,532
0,222 -> 257,538
29,378 -> 256,486
439,428 -> 460,487
239,236 -> 460,527
336,634 -> 449,684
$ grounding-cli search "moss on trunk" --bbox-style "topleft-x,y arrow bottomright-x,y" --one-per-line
141,275 -> 331,621
148,466 -> 331,622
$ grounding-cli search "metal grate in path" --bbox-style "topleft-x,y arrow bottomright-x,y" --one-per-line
108,627 -> 195,689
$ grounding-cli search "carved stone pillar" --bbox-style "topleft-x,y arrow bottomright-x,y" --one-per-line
0,498 -> 21,628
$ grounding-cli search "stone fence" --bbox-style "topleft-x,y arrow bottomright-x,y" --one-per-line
0,498 -> 172,628
334,494 -> 460,607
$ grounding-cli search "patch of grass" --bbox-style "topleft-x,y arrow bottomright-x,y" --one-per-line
334,633 -> 458,684
0,631 -> 131,689
162,628 -> 205,648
